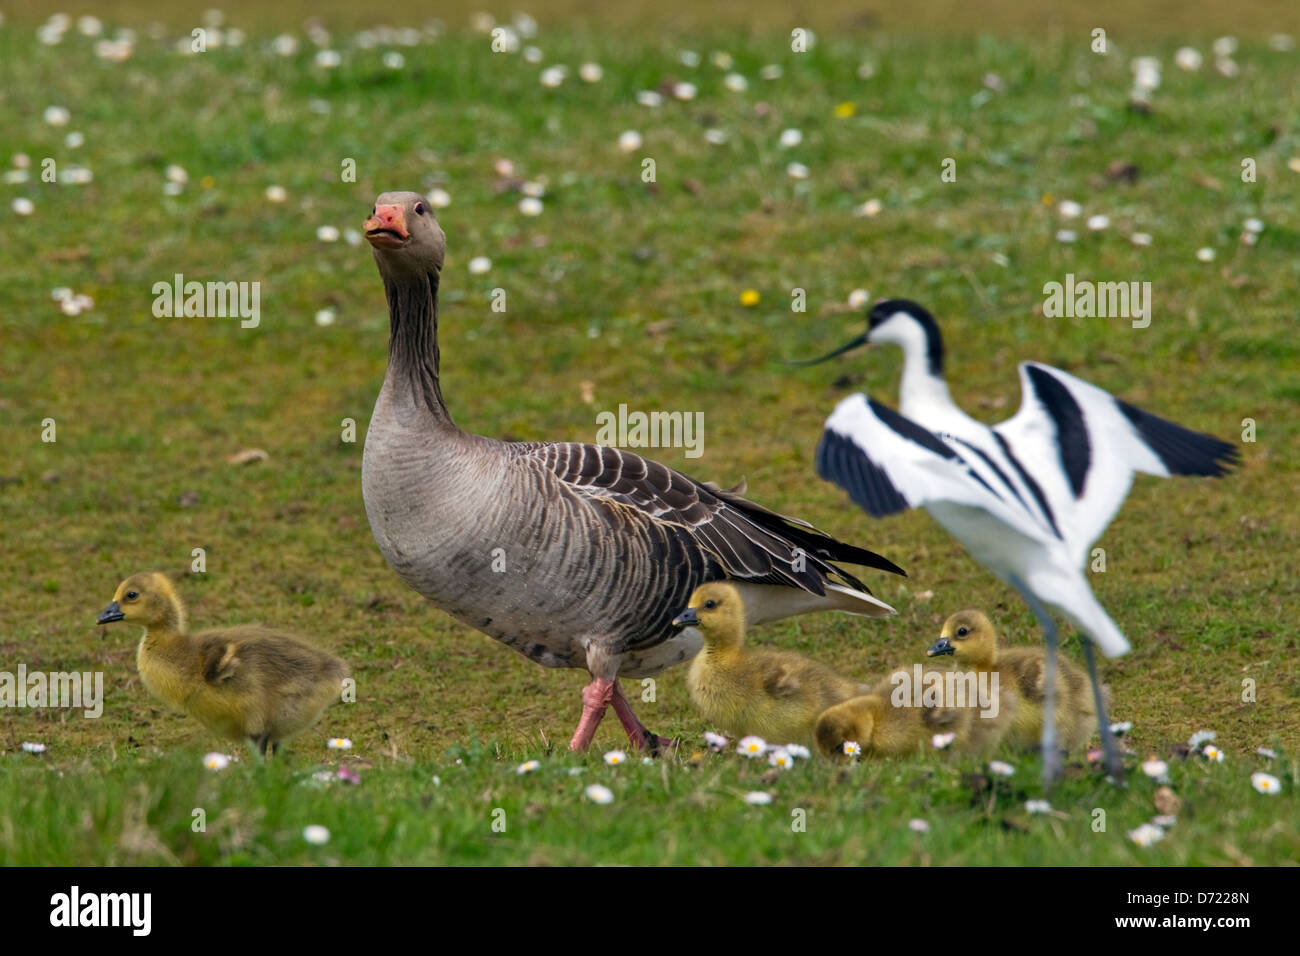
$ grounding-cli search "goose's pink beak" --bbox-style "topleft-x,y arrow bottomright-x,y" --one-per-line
364,204 -> 409,248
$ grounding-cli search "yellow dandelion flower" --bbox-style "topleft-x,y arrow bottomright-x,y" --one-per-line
739,289 -> 760,307
834,101 -> 856,118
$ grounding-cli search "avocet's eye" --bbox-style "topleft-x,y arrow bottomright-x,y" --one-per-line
414,202 -> 426,215
704,600 -> 717,609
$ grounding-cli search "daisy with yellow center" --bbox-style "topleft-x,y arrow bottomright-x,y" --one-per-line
988,760 -> 1015,777
603,749 -> 627,766
327,737 -> 352,750
768,749 -> 794,770
1128,823 -> 1165,847
203,752 -> 230,771
516,759 -> 541,774
932,732 -> 956,750
1141,758 -> 1170,782
737,735 -> 767,757
842,741 -> 861,757
1251,772 -> 1281,795
1202,744 -> 1224,762
585,784 -> 615,804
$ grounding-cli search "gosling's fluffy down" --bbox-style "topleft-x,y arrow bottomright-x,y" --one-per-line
928,609 -> 1099,754
97,572 -> 349,755
814,664 -> 1017,758
674,582 -> 869,748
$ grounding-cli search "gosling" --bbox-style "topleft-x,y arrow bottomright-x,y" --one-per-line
927,609 -> 1097,754
672,581 -> 868,748
97,572 -> 349,756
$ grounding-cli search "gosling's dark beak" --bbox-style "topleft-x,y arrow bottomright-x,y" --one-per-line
96,601 -> 124,625
927,637 -> 954,657
787,331 -> 871,367
672,607 -> 700,628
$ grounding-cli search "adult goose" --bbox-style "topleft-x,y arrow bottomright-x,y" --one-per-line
803,299 -> 1237,782
359,192 -> 905,752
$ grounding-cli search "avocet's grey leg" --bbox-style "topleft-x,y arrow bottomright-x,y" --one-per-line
1080,637 -> 1125,783
1008,577 -> 1062,787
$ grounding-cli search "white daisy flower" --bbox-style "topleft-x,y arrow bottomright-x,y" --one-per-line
44,105 -> 71,126
847,289 -> 871,309
302,824 -> 331,845
641,757 -> 654,765
779,128 -> 803,148
314,50 -> 341,69
786,162 -> 809,180
1251,772 -> 1281,795
1130,233 -> 1153,246
539,66 -> 566,87
518,197 -> 543,217
316,225 -> 340,242
760,64 -> 783,80
428,188 -> 451,208
65,131 -> 84,149
77,15 -> 103,36
1243,217 -> 1264,234
857,62 -> 876,79
737,735 -> 767,757
343,228 -> 362,247
513,13 -> 538,38
1175,47 -> 1202,71
988,761 -> 1015,777
383,51 -> 405,70
1055,229 -> 1077,243
617,130 -> 643,152
21,741 -> 47,754
1057,199 -> 1082,218
516,760 -> 541,774
1025,799 -> 1052,814
1215,58 -> 1240,77
326,737 -> 351,749
678,50 -> 700,68
768,748 -> 794,769
856,198 -> 883,217
1087,214 -> 1110,230
265,185 -> 287,203
743,791 -> 773,805
163,182 -> 183,197
585,783 -> 615,804
468,256 -> 492,275
1128,823 -> 1164,847
636,90 -> 663,107
704,128 -> 727,146
1212,36 -> 1238,57
271,34 -> 298,56
784,744 -> 811,760
723,73 -> 748,92
908,818 -> 930,833
672,81 -> 697,101
1189,730 -> 1217,747
11,197 -> 34,216
932,732 -> 957,750
842,741 -> 861,757
1202,744 -> 1224,762
1131,57 -> 1161,92
704,732 -> 728,752
523,46 -> 543,64
203,752 -> 230,770
1256,747 -> 1278,760
165,164 -> 189,184
711,51 -> 734,70
578,62 -> 603,83
603,749 -> 627,766
1141,758 -> 1170,781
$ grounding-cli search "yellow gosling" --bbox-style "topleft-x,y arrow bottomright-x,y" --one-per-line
96,572 -> 349,756
927,609 -> 1098,754
672,581 -> 869,748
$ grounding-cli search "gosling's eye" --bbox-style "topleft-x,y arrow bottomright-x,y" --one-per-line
957,626 -> 968,637
125,591 -> 139,601
414,202 -> 426,215
704,600 -> 717,609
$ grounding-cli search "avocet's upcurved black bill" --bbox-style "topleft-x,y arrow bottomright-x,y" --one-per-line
786,331 -> 870,367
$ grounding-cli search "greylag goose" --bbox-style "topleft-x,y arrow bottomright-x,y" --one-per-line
359,191 -> 905,752
803,298 -> 1236,781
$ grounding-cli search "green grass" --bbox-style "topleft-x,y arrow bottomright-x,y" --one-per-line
1,5 -> 1297,864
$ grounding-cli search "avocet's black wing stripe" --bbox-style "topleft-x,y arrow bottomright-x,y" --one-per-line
1117,400 -> 1239,477
992,432 -> 1063,539
1024,364 -> 1091,498
950,436 -> 1027,511
816,428 -> 910,517
868,398 -> 956,459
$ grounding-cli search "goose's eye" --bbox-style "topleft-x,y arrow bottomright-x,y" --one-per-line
415,202 -> 426,215
704,600 -> 717,609
371,207 -> 376,217
957,626 -> 968,637
125,591 -> 139,601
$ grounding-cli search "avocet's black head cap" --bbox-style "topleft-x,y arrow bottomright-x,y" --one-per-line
865,299 -> 945,376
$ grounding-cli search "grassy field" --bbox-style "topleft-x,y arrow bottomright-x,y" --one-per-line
1,4 -> 1297,865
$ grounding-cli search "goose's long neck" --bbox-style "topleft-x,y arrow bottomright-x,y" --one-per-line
383,269 -> 454,427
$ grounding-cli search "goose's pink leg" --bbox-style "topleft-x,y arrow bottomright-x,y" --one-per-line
568,677 -> 615,751
611,682 -> 676,754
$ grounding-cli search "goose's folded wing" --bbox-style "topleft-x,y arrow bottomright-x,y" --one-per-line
519,441 -> 903,598
995,362 -> 1238,566
817,394 -> 1055,542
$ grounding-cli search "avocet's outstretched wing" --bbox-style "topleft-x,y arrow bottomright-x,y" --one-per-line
816,394 -> 1059,547
995,362 -> 1238,568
